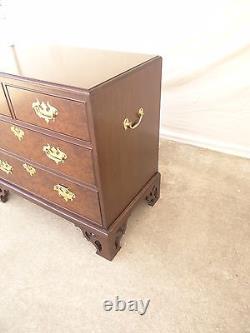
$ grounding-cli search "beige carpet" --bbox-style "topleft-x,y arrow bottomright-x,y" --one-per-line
0,140 -> 249,333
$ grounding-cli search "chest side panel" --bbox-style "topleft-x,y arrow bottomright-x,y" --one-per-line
90,57 -> 162,227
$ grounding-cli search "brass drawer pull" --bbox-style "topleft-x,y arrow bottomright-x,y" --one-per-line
23,163 -> 36,176
54,184 -> 76,202
11,126 -> 24,141
32,99 -> 59,124
0,160 -> 13,175
43,144 -> 67,165
123,107 -> 144,130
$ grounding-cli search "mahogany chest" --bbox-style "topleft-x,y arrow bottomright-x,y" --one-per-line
0,45 -> 162,260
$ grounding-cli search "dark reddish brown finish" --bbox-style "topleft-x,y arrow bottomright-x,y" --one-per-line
0,185 -> 9,202
90,57 -> 162,226
0,83 -> 11,117
0,172 -> 160,260
0,149 -> 102,224
0,46 -> 162,260
0,45 -> 154,89
7,86 -> 90,141
0,119 -> 95,186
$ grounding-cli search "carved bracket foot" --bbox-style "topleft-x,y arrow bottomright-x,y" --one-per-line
75,220 -> 128,261
72,172 -> 161,260
145,173 -> 160,206
0,186 -> 9,203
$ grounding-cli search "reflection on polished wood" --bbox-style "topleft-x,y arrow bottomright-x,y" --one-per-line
0,45 -> 162,260
0,44 -> 155,89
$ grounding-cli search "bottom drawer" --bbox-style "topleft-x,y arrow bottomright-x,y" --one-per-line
0,150 -> 102,225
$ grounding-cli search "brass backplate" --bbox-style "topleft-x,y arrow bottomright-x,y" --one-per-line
54,184 -> 76,202
32,99 -> 59,124
43,144 -> 67,165
0,160 -> 13,175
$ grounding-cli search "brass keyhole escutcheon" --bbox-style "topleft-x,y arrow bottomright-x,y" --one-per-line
23,163 -> 36,176
11,126 -> 25,141
0,160 -> 13,175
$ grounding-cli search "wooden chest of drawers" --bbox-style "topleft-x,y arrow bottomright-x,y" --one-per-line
0,45 -> 162,260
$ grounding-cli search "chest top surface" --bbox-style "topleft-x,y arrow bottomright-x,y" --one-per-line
0,44 -> 156,90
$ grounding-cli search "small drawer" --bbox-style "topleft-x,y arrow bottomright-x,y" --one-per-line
0,120 -> 95,186
0,84 -> 11,117
0,150 -> 102,225
7,86 -> 90,141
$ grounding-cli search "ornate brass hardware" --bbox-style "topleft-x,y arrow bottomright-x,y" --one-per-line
43,144 -> 67,165
0,160 -> 13,175
54,184 -> 76,202
123,107 -> 144,130
11,126 -> 24,141
23,163 -> 36,176
32,99 -> 59,124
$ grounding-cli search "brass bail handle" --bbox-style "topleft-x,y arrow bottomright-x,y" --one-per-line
123,107 -> 144,130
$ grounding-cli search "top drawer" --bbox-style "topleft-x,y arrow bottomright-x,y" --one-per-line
6,86 -> 90,141
0,84 -> 11,117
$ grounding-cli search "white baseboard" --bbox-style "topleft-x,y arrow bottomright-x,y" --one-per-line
160,128 -> 250,159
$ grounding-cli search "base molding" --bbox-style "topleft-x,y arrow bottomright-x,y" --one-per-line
160,129 -> 250,159
74,172 -> 161,260
0,172 -> 160,260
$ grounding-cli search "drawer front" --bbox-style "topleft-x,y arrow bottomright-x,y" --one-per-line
0,84 -> 11,117
7,86 -> 90,141
0,121 -> 95,185
0,150 -> 102,225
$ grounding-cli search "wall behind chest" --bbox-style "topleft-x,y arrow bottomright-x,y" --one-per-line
1,0 -> 250,158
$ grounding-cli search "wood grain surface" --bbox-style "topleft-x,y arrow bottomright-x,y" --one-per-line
91,57 -> 162,226
7,86 -> 90,141
0,46 -> 162,259
0,119 -> 95,186
0,149 -> 102,224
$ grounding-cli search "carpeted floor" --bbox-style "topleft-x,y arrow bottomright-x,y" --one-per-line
0,140 -> 249,333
